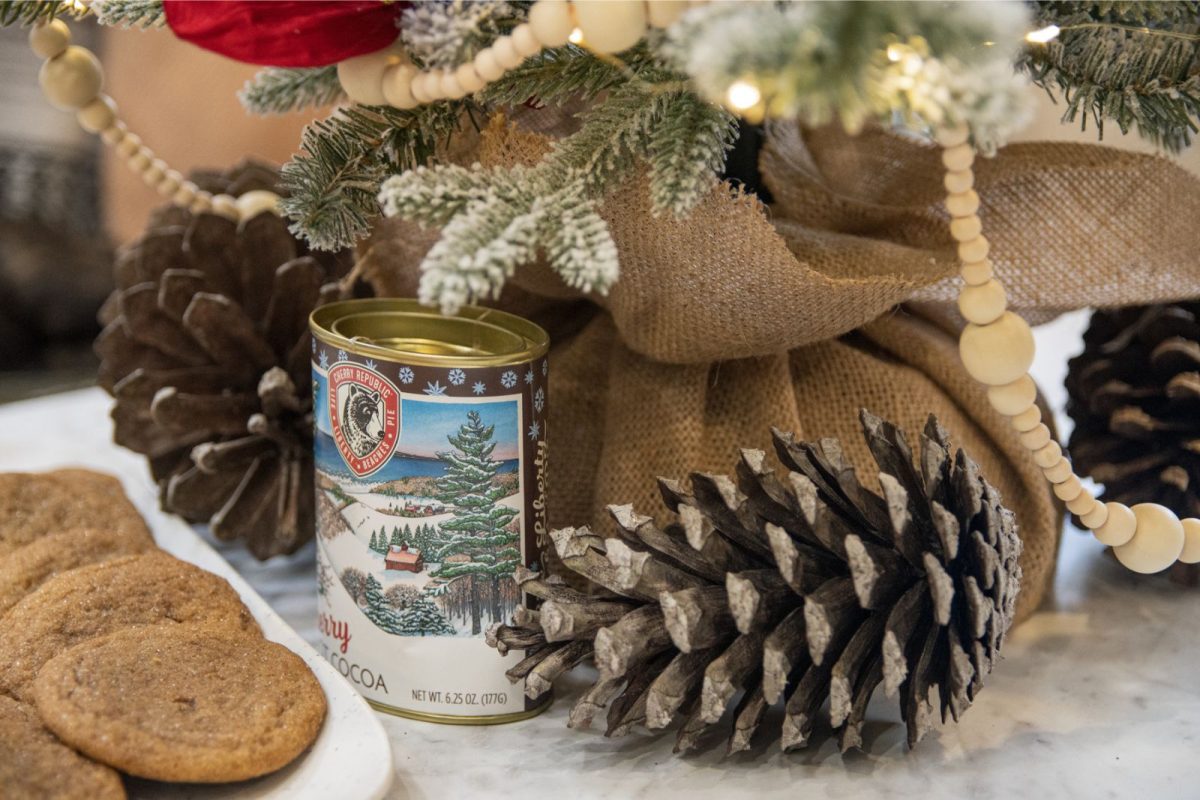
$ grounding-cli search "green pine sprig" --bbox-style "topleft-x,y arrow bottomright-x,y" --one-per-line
1024,1 -> 1200,152
280,103 -> 463,251
240,67 -> 345,115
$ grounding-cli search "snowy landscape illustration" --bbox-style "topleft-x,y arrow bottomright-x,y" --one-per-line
316,390 -> 523,639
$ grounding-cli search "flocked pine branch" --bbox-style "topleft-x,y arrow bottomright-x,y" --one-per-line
1023,1 -> 1200,152
401,0 -> 522,69
647,93 -> 738,216
381,162 -> 619,312
240,67 -> 345,115
664,0 -> 1033,151
91,0 -> 165,28
378,78 -> 726,312
281,103 -> 462,251
0,0 -> 86,27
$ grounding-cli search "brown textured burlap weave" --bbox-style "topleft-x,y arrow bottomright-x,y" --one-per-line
359,115 -> 1200,623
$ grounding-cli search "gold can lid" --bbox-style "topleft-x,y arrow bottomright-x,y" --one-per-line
310,299 -> 548,367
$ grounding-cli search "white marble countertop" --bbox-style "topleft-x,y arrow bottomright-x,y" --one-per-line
5,312 -> 1199,798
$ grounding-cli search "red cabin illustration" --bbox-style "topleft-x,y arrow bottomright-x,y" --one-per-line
385,542 -> 424,573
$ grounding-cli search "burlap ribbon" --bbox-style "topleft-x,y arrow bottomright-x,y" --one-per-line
359,113 -> 1200,622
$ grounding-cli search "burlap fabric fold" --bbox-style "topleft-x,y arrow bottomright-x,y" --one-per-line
358,116 -> 1200,623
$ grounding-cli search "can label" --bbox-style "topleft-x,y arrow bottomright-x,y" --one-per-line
312,344 -> 548,718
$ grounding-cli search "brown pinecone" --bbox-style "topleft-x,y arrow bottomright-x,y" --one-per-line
488,410 -> 1022,755
95,161 -> 352,558
1066,302 -> 1200,584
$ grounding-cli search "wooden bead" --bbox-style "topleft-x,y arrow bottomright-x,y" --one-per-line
100,121 -> 127,146
456,63 -> 486,93
473,47 -> 506,82
647,0 -> 688,28
337,46 -> 402,106
529,0 -> 575,47
410,72 -> 435,104
492,36 -> 524,69
1042,456 -> 1072,483
30,20 -> 71,60
573,0 -> 647,53
961,258 -> 993,286
987,374 -> 1037,416
512,24 -> 543,57
1114,503 -> 1185,574
127,148 -> 152,172
944,169 -> 973,194
77,94 -> 117,133
1034,440 -> 1063,469
935,125 -> 969,148
440,71 -> 468,100
945,189 -> 980,218
236,190 -> 281,221
173,181 -> 198,207
1011,405 -> 1041,433
1094,502 -> 1136,546
960,312 -> 1036,386
1019,423 -> 1052,451
957,234 -> 990,264
1067,491 -> 1097,517
142,158 -> 167,185
941,143 -> 974,172
382,64 -> 419,109
39,45 -> 104,111
1179,519 -> 1200,564
190,192 -> 214,215
1079,500 -> 1109,530
156,169 -> 182,196
1052,474 -> 1083,502
950,214 -> 983,242
115,131 -> 141,157
957,278 -> 1006,325
211,194 -> 239,221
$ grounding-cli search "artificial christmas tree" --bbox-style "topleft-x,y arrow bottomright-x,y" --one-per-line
489,410 -> 1021,753
432,410 -> 521,635
1066,302 -> 1200,584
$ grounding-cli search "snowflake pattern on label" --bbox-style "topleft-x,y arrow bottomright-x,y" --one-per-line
448,368 -> 466,386
398,366 -> 414,384
500,370 -> 517,389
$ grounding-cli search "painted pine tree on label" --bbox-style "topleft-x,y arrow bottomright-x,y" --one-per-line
432,410 -> 520,635
398,595 -> 457,636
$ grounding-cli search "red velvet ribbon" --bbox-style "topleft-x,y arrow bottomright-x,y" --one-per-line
163,1 -> 405,68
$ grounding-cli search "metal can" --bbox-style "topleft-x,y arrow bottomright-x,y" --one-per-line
310,299 -> 550,724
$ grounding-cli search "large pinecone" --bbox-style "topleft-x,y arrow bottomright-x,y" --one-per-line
1066,302 -> 1200,583
488,410 -> 1022,755
95,162 -> 351,558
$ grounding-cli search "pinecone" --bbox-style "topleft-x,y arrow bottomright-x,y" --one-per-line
1066,302 -> 1200,584
488,410 -> 1022,755
95,161 -> 352,558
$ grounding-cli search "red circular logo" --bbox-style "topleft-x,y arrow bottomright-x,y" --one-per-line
327,363 -> 401,478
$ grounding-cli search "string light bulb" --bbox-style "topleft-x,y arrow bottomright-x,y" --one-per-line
568,27 -> 585,45
726,80 -> 761,111
1026,25 -> 1061,44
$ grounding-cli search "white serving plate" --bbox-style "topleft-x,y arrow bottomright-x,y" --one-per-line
0,388 -> 394,800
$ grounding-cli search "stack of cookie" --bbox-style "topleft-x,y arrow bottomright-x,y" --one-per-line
0,469 -> 327,798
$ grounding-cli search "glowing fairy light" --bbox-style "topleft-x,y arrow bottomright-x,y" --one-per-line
725,80 -> 761,111
1025,25 -> 1061,44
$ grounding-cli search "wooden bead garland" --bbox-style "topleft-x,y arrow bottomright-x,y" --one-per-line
328,0 -> 710,113
940,124 -> 1200,575
28,20 -> 281,226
